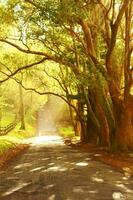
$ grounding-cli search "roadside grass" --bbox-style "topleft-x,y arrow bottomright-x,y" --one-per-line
0,123 -> 35,156
0,136 -> 21,155
58,126 -> 75,138
8,123 -> 36,139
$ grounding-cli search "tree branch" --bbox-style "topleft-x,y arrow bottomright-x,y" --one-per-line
13,77 -> 79,116
0,39 -> 50,57
0,58 -> 47,84
0,39 -> 80,75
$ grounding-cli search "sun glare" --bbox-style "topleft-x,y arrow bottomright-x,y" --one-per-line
32,136 -> 63,145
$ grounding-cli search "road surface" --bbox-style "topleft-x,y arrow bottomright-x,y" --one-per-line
0,136 -> 133,200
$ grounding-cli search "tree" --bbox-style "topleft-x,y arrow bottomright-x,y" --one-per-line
0,0 -> 132,150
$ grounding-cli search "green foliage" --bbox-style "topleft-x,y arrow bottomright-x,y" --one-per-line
0,136 -> 21,154
59,126 -> 75,138
0,121 -> 35,155
8,123 -> 36,138
0,0 -> 132,150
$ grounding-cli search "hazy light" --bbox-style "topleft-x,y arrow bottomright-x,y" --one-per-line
31,136 -> 63,145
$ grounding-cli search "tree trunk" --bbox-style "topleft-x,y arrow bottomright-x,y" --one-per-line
76,98 -> 86,142
86,113 -> 99,144
116,96 -> 133,150
19,84 -> 25,130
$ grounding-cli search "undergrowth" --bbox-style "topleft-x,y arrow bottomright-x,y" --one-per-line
58,126 -> 75,138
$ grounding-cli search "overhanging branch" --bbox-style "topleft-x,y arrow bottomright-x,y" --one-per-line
0,58 -> 47,84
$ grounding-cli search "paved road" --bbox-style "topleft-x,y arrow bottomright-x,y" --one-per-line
0,136 -> 133,200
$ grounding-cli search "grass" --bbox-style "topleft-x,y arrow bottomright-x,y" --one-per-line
0,123 -> 35,156
8,123 -> 36,138
58,126 -> 75,138
0,136 -> 21,155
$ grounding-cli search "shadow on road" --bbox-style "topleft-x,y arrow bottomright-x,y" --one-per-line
0,136 -> 133,200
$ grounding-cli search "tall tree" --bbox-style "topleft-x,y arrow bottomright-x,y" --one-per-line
0,0 -> 132,150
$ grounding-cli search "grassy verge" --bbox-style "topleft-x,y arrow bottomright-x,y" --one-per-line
0,136 -> 21,155
58,126 -> 75,138
8,123 -> 36,139
0,123 -> 35,168
0,135 -> 29,169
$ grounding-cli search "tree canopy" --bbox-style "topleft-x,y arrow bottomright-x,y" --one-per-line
0,0 -> 133,150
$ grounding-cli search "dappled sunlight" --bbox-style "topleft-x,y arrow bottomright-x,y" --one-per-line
14,171 -> 23,175
91,176 -> 104,183
14,163 -> 32,169
48,162 -> 55,166
89,190 -> 98,194
43,184 -> 55,190
115,182 -> 133,193
75,162 -> 88,167
94,154 -> 102,157
41,157 -> 50,161
0,0 -> 133,199
85,158 -> 91,161
30,166 -> 45,172
42,165 -> 68,172
2,182 -> 31,196
112,192 -> 124,200
73,187 -> 85,193
48,194 -> 56,200
1,139 -> 133,200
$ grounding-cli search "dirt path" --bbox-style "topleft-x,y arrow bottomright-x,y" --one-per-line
0,136 -> 133,200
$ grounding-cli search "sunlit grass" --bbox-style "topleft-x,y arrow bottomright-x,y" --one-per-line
0,123 -> 35,155
58,126 -> 75,138
0,136 -> 21,154
8,123 -> 35,139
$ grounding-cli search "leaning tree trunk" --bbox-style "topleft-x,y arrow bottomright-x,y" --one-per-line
85,88 -> 111,147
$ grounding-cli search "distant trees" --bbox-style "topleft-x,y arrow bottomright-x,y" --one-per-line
0,0 -> 132,150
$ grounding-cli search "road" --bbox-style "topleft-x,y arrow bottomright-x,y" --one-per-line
0,136 -> 133,200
